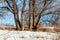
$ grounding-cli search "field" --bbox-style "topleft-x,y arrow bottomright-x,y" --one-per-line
0,30 -> 59,40
0,26 -> 60,40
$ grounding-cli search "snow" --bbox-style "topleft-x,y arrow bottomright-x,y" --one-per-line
0,30 -> 59,40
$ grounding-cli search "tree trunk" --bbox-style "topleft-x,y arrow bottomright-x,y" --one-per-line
21,0 -> 26,31
21,11 -> 25,31
14,13 -> 20,30
12,0 -> 20,30
29,0 -> 33,31
32,0 -> 37,30
35,0 -> 48,30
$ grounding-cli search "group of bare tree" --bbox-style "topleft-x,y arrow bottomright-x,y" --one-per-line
0,0 -> 60,31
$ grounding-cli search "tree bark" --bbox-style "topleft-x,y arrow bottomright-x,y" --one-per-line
21,0 -> 26,31
12,0 -> 20,30
32,0 -> 37,30
29,0 -> 33,31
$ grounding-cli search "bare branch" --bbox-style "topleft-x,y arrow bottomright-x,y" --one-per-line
35,0 -> 53,27
42,11 -> 60,16
5,0 -> 14,13
0,6 -> 14,13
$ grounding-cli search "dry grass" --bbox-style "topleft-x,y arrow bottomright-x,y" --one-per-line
0,26 -> 60,32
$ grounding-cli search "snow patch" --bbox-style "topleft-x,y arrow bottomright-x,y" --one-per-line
0,30 -> 59,40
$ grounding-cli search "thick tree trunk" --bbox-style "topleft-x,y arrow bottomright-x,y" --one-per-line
29,0 -> 33,31
32,0 -> 37,30
14,13 -> 20,30
12,0 -> 20,30
21,11 -> 24,31
21,0 -> 26,31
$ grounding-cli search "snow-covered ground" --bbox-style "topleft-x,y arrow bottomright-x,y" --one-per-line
0,30 -> 59,40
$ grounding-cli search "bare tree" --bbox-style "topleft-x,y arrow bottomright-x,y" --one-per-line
0,0 -> 60,31
21,0 -> 26,31
32,0 -> 37,30
29,0 -> 33,31
35,0 -> 53,30
12,0 -> 21,30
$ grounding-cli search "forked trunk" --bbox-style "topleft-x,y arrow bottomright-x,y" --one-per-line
12,0 -> 20,30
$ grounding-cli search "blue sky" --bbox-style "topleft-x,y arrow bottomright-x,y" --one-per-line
0,12 -> 15,26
